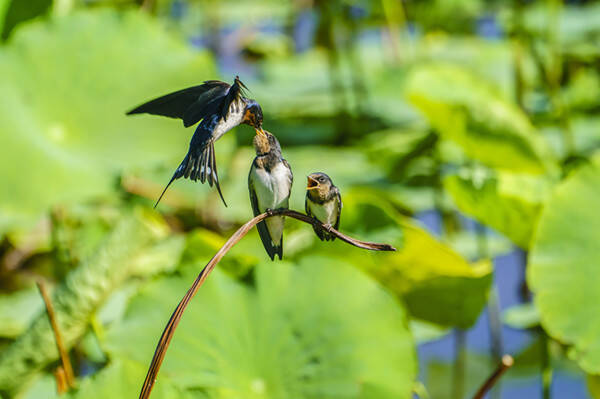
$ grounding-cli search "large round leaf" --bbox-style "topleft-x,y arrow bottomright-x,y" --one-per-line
359,219 -> 492,329
528,157 -> 600,373
0,9 -> 215,224
444,167 -> 553,248
405,63 -> 558,175
105,259 -> 416,398
18,359 -> 192,399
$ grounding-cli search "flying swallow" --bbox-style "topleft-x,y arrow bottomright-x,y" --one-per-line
127,76 -> 265,207
305,173 -> 342,241
248,131 -> 293,260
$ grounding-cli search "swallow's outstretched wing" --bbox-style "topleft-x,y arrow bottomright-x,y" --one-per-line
127,77 -> 248,127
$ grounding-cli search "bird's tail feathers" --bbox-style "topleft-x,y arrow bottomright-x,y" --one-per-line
256,220 -> 283,261
154,175 -> 177,209
182,143 -> 227,207
154,143 -> 228,209
154,157 -> 187,209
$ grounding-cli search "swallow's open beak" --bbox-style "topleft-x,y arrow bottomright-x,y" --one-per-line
306,176 -> 319,190
255,127 -> 266,136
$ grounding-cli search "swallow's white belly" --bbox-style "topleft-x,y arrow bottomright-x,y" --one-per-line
308,199 -> 338,225
250,163 -> 292,243
213,102 -> 245,141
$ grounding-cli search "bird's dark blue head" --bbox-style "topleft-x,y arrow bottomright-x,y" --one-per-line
243,100 -> 264,134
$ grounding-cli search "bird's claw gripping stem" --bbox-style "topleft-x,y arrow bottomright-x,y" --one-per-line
265,208 -> 288,217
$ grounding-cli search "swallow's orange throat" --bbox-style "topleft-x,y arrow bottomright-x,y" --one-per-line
242,108 -> 254,124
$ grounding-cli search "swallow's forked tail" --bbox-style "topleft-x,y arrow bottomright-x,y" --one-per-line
154,142 -> 227,208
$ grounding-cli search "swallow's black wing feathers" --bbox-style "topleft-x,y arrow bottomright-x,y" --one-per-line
305,196 -> 326,241
248,163 -> 279,261
126,80 -> 231,125
219,76 -> 248,121
182,85 -> 230,127
329,187 -> 342,241
282,159 -> 293,188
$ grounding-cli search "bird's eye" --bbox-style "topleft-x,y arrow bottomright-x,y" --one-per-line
319,177 -> 325,182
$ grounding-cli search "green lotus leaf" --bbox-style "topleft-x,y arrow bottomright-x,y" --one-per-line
0,210 -> 169,393
361,128 -> 436,182
425,352 -> 494,399
0,286 -> 43,338
444,167 -> 553,248
503,303 -> 540,330
0,0 -> 11,36
405,63 -> 558,175
443,230 -> 512,261
105,258 -> 416,398
410,320 -> 449,344
360,219 -> 493,328
522,2 -> 600,59
1,0 -> 51,40
129,235 -> 185,277
70,358 -> 191,399
0,9 -> 215,226
18,358 -> 191,399
284,191 -> 492,329
528,157 -> 600,373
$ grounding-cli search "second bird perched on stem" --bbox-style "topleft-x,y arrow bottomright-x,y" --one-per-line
127,76 -> 265,207
305,173 -> 342,241
248,131 -> 293,260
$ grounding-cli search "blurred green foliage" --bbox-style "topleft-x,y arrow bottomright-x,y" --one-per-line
444,168 -> 552,248
0,0 -> 599,398
106,259 -> 416,398
0,9 -> 214,232
528,156 -> 600,375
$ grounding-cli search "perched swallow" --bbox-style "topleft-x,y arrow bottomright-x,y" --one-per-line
127,76 -> 265,207
305,173 -> 342,241
248,132 -> 293,260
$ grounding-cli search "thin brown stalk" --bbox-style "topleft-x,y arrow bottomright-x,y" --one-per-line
53,366 -> 68,395
37,281 -> 75,391
139,209 -> 396,399
140,0 -> 155,12
472,355 -> 514,399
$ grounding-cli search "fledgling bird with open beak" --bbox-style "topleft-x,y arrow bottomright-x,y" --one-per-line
248,131 -> 293,260
127,76 -> 265,207
305,173 -> 342,241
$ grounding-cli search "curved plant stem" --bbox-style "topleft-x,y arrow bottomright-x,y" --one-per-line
472,355 -> 514,399
37,281 -> 75,391
139,209 -> 396,399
